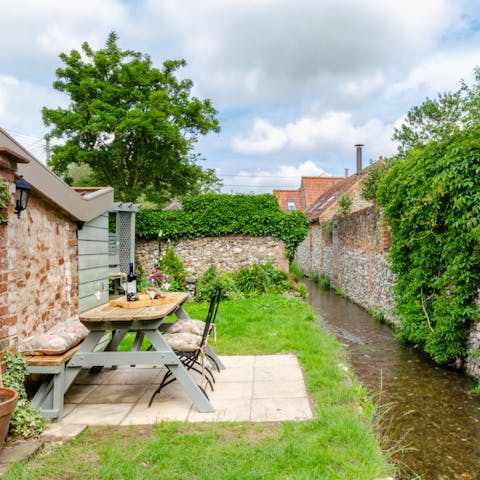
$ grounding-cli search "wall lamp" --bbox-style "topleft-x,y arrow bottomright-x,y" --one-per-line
14,176 -> 31,218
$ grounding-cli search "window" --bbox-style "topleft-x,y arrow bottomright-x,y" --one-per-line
287,201 -> 296,211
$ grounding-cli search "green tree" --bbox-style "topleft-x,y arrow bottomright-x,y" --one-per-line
393,67 -> 480,157
43,32 -> 221,203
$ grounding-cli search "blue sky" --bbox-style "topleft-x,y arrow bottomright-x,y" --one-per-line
1,0 -> 479,193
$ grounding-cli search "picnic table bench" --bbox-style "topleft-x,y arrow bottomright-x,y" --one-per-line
25,344 -> 83,419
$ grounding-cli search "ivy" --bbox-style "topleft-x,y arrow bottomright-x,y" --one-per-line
0,177 -> 10,223
377,129 -> 480,364
136,193 -> 309,261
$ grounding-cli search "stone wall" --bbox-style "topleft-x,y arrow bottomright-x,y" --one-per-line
466,298 -> 480,378
136,235 -> 288,278
0,169 -> 78,355
295,205 -> 480,379
295,206 -> 397,325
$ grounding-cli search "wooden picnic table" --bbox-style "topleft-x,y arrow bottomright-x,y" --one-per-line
65,292 -> 215,413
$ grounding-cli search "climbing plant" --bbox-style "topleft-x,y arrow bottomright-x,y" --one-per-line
0,177 -> 10,223
136,193 -> 309,261
377,128 -> 480,364
337,194 -> 353,215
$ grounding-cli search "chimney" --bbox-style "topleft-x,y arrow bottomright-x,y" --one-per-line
344,168 -> 349,178
354,144 -> 364,175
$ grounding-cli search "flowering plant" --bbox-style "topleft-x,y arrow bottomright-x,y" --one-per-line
148,268 -> 170,289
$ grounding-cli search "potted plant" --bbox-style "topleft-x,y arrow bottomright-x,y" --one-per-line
0,361 -> 18,449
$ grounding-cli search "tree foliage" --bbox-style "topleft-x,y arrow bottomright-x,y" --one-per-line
136,193 -> 309,261
377,128 -> 480,364
42,32 -> 221,203
393,67 -> 480,157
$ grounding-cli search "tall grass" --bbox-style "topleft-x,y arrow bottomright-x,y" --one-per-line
5,295 -> 395,480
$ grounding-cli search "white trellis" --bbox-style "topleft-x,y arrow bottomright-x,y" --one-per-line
109,202 -> 142,284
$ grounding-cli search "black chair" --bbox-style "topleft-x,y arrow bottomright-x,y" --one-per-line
148,288 -> 222,407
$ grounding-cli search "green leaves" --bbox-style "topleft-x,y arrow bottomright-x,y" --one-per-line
377,129 -> 480,364
136,194 -> 309,261
0,177 -> 10,223
43,32 -> 220,203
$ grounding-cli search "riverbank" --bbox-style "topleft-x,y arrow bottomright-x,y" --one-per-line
3,294 -> 394,479
306,279 -> 480,479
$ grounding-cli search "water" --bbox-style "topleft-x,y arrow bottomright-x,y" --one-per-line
305,279 -> 480,480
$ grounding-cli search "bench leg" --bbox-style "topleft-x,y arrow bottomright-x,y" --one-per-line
30,367 -> 65,420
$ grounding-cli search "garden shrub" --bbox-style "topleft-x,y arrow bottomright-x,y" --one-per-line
157,246 -> 186,291
194,262 -> 295,301
194,266 -> 223,302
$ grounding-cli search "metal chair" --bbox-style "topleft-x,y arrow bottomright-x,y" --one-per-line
148,288 -> 222,407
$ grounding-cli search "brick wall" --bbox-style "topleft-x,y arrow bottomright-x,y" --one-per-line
0,171 -> 78,356
136,235 -> 288,279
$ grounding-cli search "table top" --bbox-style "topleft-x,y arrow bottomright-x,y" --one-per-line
79,292 -> 189,323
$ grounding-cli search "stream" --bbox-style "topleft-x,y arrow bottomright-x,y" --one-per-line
305,279 -> 480,480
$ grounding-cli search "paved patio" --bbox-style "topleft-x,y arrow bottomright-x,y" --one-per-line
0,354 -> 313,473
49,353 -> 313,431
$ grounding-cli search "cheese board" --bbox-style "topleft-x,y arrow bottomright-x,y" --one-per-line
109,296 -> 177,309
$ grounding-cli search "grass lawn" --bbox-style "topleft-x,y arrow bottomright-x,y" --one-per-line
5,294 -> 395,479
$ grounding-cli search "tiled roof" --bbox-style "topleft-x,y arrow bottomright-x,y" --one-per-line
300,177 -> 343,208
304,174 -> 364,221
274,189 -> 306,211
274,176 -> 343,212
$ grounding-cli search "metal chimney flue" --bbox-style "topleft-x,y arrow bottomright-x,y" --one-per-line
354,144 -> 364,175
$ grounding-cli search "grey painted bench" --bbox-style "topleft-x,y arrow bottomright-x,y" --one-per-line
25,344 -> 82,420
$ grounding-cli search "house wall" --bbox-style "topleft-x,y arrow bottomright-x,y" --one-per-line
136,235 -> 288,279
0,167 -> 79,357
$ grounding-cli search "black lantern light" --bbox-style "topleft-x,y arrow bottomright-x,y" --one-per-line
14,176 -> 31,218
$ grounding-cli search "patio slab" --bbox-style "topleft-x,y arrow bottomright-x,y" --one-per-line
57,354 -> 313,426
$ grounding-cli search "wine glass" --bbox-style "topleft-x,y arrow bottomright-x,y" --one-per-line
120,276 -> 128,300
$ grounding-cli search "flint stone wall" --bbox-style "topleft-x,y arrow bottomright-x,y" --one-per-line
466,297 -> 480,378
295,206 -> 397,325
136,235 -> 288,278
295,205 -> 480,379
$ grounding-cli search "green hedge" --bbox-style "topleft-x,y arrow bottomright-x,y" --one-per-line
136,193 -> 309,261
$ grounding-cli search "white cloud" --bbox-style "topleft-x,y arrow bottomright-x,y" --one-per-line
221,161 -> 329,193
387,48 -> 480,98
0,75 -> 65,153
231,119 -> 288,154
0,1 -> 128,78
0,0 -> 476,177
140,0 -> 460,104
232,111 -> 397,158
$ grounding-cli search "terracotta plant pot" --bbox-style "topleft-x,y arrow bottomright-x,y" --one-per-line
0,387 -> 18,449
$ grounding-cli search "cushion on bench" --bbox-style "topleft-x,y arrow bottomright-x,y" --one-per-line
19,317 -> 89,356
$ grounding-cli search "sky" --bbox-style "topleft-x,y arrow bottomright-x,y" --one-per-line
1,0 -> 480,193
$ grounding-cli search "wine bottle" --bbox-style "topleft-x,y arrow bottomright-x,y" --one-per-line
126,261 -> 137,299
